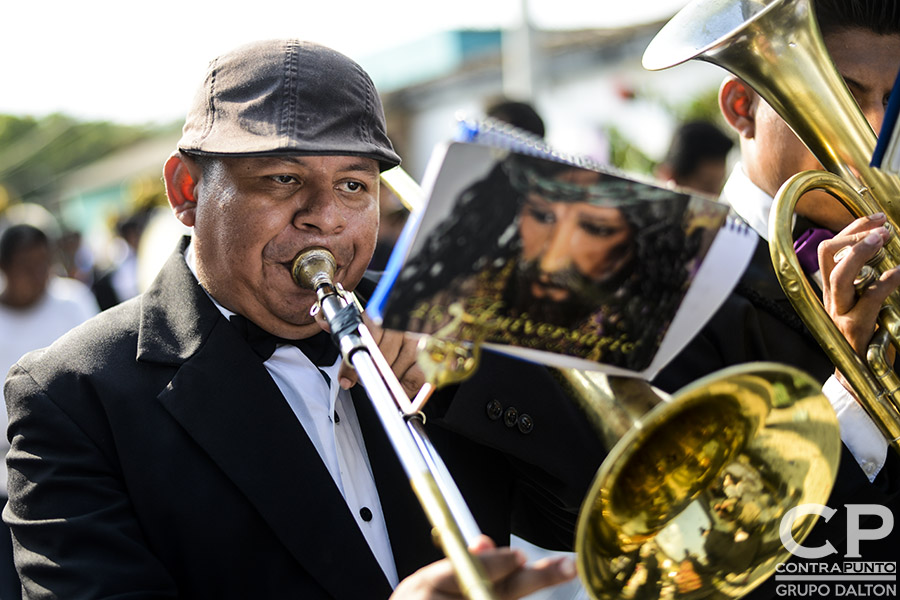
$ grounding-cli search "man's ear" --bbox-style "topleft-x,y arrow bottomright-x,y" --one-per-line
719,77 -> 757,139
163,152 -> 199,228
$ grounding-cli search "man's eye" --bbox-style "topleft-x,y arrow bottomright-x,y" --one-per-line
272,175 -> 298,184
340,181 -> 366,192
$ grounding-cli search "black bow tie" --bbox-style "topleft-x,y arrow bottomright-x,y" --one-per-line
229,314 -> 340,367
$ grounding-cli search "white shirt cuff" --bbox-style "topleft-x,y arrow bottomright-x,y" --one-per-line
823,375 -> 888,482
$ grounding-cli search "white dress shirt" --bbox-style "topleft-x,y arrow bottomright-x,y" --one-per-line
720,162 -> 780,242
185,243 -> 400,586
721,164 -> 888,481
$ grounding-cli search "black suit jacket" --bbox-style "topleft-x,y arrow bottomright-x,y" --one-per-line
4,237 -> 605,599
653,232 -> 900,598
654,234 -> 836,391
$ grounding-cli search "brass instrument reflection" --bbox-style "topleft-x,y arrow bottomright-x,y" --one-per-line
564,366 -> 840,600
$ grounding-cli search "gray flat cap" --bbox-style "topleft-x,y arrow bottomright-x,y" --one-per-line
178,39 -> 401,171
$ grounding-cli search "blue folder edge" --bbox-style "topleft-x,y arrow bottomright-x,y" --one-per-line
871,64 -> 900,168
367,119 -> 489,323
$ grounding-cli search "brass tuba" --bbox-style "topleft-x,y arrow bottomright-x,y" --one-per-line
643,0 -> 900,454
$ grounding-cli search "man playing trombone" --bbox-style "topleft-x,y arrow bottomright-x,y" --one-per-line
2,40 -> 608,599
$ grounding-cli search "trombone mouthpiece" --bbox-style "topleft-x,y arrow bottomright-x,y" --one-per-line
291,247 -> 337,290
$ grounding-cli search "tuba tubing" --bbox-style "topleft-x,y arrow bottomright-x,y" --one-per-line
644,0 -> 900,456
771,172 -> 900,451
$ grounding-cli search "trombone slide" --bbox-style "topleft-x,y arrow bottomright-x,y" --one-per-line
293,247 -> 496,600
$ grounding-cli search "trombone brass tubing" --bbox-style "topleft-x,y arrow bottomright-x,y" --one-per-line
556,363 -> 840,600
771,172 -> 900,453
292,248 -> 496,600
381,166 -> 425,214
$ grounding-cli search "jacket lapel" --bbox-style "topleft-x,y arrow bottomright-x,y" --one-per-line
139,238 -> 393,599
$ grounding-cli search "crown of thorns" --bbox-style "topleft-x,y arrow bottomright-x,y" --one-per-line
503,159 -> 678,206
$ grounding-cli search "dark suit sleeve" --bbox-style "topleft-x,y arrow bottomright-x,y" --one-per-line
426,351 -> 607,551
4,363 -> 177,599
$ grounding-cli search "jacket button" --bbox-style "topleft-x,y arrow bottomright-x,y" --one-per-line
486,399 -> 503,420
517,414 -> 534,434
503,407 -> 518,428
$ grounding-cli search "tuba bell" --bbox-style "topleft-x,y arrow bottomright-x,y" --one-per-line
643,0 -> 900,454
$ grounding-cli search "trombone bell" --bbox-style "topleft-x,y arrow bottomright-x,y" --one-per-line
560,363 -> 840,599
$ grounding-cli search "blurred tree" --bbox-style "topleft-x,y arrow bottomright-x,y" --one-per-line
0,113 -> 156,207
604,85 -> 733,177
605,125 -> 656,174
673,87 -> 727,127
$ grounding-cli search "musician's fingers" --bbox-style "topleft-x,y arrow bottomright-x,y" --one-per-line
311,303 -> 331,333
360,314 -> 427,398
832,266 -> 900,357
492,555 -> 577,600
818,215 -> 889,281
398,363 -> 427,399
337,362 -> 358,390
378,329 -> 405,366
468,537 -> 577,600
390,546 -> 524,599
821,229 -> 887,315
862,266 -> 900,307
839,212 -> 887,237
469,535 -> 496,553
362,315 -> 402,363
430,548 -> 530,597
385,332 -> 424,397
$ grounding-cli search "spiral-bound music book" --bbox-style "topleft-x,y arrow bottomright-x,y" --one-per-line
369,124 -> 757,380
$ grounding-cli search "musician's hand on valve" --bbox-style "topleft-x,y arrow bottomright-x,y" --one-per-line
389,535 -> 577,600
819,213 -> 900,383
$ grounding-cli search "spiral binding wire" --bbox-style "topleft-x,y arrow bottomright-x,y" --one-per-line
454,114 -> 752,234
454,114 -> 606,170
454,114 -> 639,182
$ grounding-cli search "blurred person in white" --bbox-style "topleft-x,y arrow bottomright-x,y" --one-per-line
0,223 -> 99,599
92,210 -> 149,310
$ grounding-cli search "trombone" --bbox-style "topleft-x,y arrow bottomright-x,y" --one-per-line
642,0 -> 900,455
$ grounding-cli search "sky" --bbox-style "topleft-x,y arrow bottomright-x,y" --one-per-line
1,0 -> 689,126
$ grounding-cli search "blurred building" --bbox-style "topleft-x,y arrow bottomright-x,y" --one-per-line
363,22 -> 723,180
